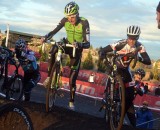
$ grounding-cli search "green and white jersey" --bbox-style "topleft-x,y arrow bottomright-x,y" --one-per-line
45,17 -> 90,49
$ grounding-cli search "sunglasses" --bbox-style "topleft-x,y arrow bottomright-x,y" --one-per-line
127,36 -> 139,40
67,14 -> 77,19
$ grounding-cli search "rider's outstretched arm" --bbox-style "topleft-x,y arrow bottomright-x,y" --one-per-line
44,18 -> 66,40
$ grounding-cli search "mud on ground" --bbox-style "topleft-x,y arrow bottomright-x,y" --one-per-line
0,98 -> 150,130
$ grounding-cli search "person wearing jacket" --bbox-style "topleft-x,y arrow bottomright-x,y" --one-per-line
136,101 -> 153,129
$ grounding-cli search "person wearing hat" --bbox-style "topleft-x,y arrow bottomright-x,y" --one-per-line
136,101 -> 153,129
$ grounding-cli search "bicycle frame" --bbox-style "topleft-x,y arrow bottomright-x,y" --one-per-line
50,41 -> 76,89
100,46 -> 142,130
44,40 -> 76,112
104,52 -> 125,130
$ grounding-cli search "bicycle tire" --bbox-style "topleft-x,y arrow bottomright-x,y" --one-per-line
107,74 -> 125,130
6,75 -> 24,100
46,63 -> 60,112
0,103 -> 33,130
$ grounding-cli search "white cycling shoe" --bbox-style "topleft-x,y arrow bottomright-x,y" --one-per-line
68,101 -> 75,110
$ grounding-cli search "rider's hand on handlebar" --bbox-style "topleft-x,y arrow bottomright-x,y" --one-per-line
73,41 -> 82,49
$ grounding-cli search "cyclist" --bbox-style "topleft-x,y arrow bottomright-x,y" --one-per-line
156,1 -> 160,29
15,38 -> 41,101
99,25 -> 151,127
125,68 -> 146,126
41,1 -> 90,109
133,68 -> 146,97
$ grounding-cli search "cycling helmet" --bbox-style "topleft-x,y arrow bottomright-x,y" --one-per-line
15,38 -> 26,50
64,2 -> 79,16
127,25 -> 141,40
135,68 -> 145,78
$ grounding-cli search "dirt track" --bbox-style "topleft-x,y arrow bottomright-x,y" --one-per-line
0,98 -> 151,130
0,84 -> 156,130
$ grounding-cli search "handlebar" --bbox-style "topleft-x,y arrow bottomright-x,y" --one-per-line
104,46 -> 142,69
42,40 -> 76,58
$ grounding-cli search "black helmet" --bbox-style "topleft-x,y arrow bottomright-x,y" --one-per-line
135,68 -> 145,78
15,38 -> 26,50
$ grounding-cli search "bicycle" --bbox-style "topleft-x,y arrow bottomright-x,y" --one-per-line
0,48 -> 24,100
99,47 -> 142,130
0,47 -> 12,78
42,39 -> 76,112
0,102 -> 33,130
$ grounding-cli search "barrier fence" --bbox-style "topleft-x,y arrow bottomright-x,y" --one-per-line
8,62 -> 160,112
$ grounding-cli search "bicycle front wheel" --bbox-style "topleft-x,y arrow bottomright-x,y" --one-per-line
109,74 -> 125,130
6,75 -> 24,100
46,63 -> 60,112
0,103 -> 33,130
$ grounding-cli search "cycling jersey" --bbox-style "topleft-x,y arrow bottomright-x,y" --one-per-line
16,50 -> 38,73
101,39 -> 151,68
45,17 -> 90,49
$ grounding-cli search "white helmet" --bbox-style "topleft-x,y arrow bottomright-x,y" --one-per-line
127,25 -> 141,39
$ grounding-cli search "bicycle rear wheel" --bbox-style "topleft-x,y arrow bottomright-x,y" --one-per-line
46,63 -> 60,112
0,103 -> 33,130
6,75 -> 24,100
108,74 -> 125,130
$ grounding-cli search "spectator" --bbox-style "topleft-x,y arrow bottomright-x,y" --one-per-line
88,73 -> 95,84
136,101 -> 153,129
155,85 -> 160,96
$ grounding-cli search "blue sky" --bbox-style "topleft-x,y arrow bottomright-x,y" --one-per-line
0,0 -> 160,59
